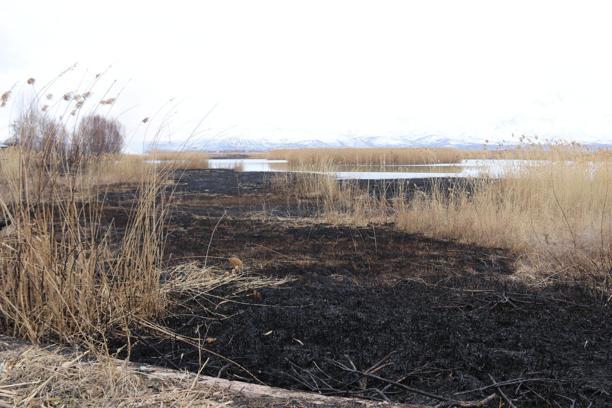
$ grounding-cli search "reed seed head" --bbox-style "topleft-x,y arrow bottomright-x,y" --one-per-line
0,90 -> 10,107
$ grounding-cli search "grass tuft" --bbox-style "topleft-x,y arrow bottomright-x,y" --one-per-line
274,145 -> 612,293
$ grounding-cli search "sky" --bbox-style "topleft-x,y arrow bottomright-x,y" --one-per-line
1,0 -> 612,151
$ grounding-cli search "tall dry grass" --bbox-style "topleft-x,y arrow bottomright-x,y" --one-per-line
0,79 -> 283,358
465,139 -> 612,161
394,159 -> 612,288
268,147 -> 464,166
0,149 -> 159,199
0,147 -> 168,346
0,86 -> 170,347
276,145 -> 612,292
272,167 -> 393,223
83,154 -> 155,185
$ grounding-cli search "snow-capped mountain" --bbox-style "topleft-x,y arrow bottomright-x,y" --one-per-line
151,134 -> 492,152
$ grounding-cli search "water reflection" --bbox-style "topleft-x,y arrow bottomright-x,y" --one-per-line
208,159 -> 288,172
206,159 -> 535,179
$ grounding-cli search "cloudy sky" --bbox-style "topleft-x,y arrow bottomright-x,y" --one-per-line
1,0 -> 612,150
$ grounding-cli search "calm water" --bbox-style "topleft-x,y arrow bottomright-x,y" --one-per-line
207,159 -> 537,179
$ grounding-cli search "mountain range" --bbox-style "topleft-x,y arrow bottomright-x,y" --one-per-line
152,135 -> 498,152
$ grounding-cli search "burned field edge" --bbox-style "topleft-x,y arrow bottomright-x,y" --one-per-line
96,169 -> 612,407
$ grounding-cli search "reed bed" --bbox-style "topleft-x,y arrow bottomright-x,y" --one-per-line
0,78 -> 286,362
276,146 -> 612,292
0,79 -> 177,349
0,149 -> 163,203
395,162 -> 611,286
465,142 -> 612,161
267,147 -> 464,166
0,145 -> 168,346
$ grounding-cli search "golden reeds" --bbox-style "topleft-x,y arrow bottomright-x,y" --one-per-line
393,159 -> 612,288
0,81 -> 271,353
0,93 -> 170,347
0,145 -> 168,345
267,147 -> 464,166
276,145 -> 612,292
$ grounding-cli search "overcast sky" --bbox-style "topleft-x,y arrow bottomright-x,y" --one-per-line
2,0 -> 612,150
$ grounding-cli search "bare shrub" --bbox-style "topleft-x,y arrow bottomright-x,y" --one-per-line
8,108 -> 68,156
72,115 -> 124,161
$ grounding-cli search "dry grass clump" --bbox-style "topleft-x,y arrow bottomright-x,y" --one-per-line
0,336 -> 225,407
82,154 -> 156,186
0,148 -> 167,346
277,144 -> 612,292
146,150 -> 210,169
0,91 -> 170,347
394,159 -> 612,288
162,262 -> 292,300
267,147 -> 464,166
466,140 -> 612,161
272,170 -> 393,225
1,149 -> 162,191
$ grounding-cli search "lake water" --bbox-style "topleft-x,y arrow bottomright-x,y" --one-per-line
207,159 -> 538,179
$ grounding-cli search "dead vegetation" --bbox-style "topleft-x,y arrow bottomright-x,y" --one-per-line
0,106 -> 168,348
0,336 -> 226,407
273,145 -> 612,294
267,148 -> 464,166
0,80 -> 276,353
0,335 -> 417,408
1,75 -> 610,407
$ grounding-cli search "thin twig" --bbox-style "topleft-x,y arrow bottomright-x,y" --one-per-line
488,374 -> 517,408
203,211 -> 226,270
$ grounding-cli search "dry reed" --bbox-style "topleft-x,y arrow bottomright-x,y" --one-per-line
0,145 -> 168,346
0,79 -> 284,360
0,85 -> 171,348
0,336 -> 225,407
267,147 -> 464,166
275,145 -> 612,292
394,159 -> 612,289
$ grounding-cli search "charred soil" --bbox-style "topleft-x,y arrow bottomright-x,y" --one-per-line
104,170 -> 611,407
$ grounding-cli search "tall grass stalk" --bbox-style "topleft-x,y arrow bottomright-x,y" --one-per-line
0,106 -> 168,347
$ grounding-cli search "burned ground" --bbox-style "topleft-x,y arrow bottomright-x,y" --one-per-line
105,170 -> 611,407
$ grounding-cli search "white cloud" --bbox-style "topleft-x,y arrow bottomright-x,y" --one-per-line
1,0 -> 612,150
